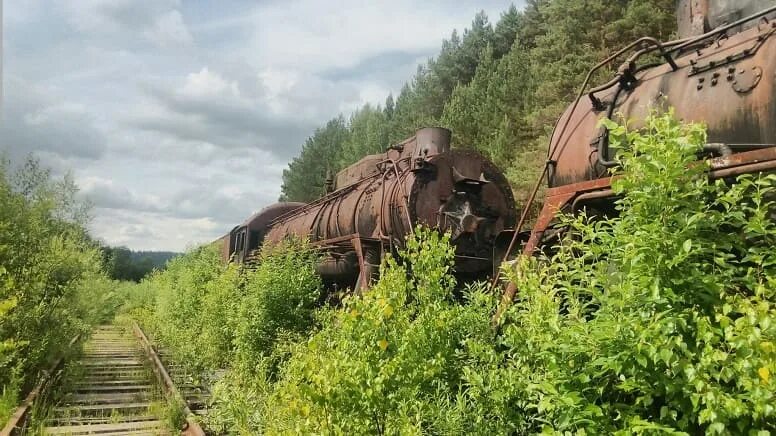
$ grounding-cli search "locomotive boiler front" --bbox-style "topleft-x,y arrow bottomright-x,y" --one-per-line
263,127 -> 516,283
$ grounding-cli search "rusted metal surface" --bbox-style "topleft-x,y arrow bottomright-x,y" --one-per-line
229,202 -> 306,263
524,147 -> 776,260
133,322 -> 206,436
548,5 -> 776,190
494,5 -> 776,317
222,127 -> 517,287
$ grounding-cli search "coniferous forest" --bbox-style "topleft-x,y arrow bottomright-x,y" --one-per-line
279,0 -> 676,208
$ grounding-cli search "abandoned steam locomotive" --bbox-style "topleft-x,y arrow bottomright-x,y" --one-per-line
219,0 -> 775,293
217,127 -> 516,288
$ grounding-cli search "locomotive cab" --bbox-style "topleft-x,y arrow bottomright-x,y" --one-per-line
225,202 -> 305,263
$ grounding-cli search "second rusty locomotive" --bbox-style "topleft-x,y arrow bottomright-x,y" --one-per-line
221,127 -> 516,288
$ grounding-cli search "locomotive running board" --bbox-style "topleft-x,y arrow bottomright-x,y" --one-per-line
524,147 -> 776,254
493,147 -> 776,326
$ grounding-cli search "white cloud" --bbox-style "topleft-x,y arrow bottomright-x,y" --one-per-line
244,0 -> 509,72
3,0 -> 519,251
90,208 -> 221,251
62,0 -> 192,48
79,176 -> 166,212
145,10 -> 193,47
1,77 -> 107,161
182,68 -> 240,99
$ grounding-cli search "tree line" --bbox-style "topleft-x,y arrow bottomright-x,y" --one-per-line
279,0 -> 676,207
101,247 -> 177,282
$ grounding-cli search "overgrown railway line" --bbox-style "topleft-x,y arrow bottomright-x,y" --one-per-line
1,324 -> 207,436
44,325 -> 167,435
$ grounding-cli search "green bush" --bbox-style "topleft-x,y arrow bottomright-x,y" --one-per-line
260,229 -> 494,434
144,245 -> 229,375
468,112 -> 776,434
231,240 -> 323,374
261,112 -> 775,434
0,158 -> 120,423
127,239 -> 324,433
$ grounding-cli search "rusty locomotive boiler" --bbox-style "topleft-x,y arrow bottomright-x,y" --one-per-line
498,0 -> 776,305
224,127 -> 516,288
521,0 -> 776,254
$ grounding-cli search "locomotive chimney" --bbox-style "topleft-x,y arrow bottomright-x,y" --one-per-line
415,127 -> 451,158
677,0 -> 709,37
677,0 -> 776,38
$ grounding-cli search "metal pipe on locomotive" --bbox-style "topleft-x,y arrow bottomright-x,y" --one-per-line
220,127 -> 517,289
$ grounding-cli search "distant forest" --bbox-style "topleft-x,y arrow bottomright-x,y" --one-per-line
279,0 -> 676,210
102,247 -> 178,282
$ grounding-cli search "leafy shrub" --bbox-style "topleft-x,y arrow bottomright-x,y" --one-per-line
231,240 -> 323,375
0,158 -> 119,423
133,112 -> 774,434
261,229 -> 494,434
259,112 -> 775,434
147,245 -> 229,375
469,112 -> 776,434
129,238 -> 324,432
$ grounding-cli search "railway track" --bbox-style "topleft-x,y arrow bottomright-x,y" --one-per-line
42,325 -> 170,435
11,324 -> 211,436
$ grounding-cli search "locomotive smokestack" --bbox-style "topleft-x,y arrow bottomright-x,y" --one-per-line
677,0 -> 709,37
415,127 -> 451,157
677,0 -> 776,38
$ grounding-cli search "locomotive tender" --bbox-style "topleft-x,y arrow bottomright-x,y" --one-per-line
221,127 -> 516,289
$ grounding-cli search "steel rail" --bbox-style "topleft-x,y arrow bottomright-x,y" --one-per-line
0,336 -> 80,436
132,322 -> 206,436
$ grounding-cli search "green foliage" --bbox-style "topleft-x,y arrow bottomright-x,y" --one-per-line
145,245 -> 229,374
476,112 -> 776,433
336,104 -> 390,170
232,241 -> 323,374
129,85 -> 773,434
123,238 -> 324,433
262,228 -> 494,434
0,157 -> 120,423
169,113 -> 773,434
281,117 -> 349,202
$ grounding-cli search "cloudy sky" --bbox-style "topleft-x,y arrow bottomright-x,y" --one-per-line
2,0 -> 518,251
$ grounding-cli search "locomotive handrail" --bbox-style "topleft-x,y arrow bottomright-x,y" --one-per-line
551,4 -> 776,176
592,5 -> 776,168
587,37 -> 683,110
502,6 -> 776,288
499,36 -> 667,272
268,182 -> 363,226
588,5 -> 776,113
